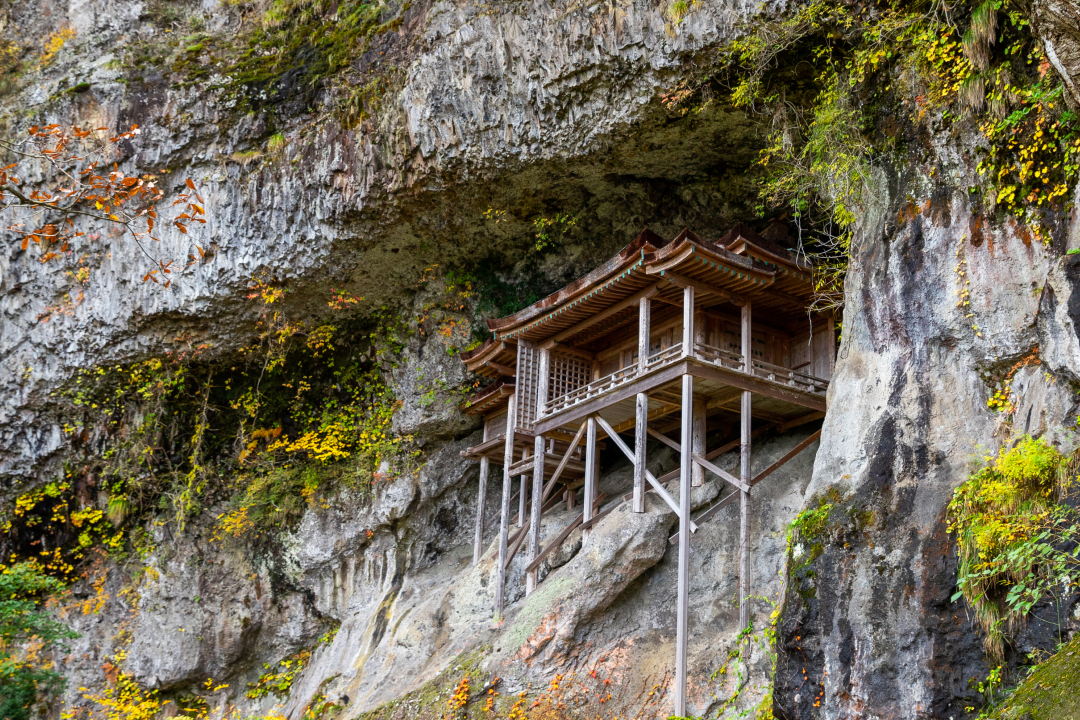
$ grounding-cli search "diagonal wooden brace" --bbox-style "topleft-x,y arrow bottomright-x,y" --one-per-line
594,415 -> 698,533
669,429 -> 823,544
541,420 -> 587,503
692,453 -> 750,493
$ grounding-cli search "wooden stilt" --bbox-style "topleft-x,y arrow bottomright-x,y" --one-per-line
674,283 -> 695,719
583,416 -> 597,542
674,373 -> 694,718
692,401 -> 706,487
518,450 -> 528,529
634,291 -> 652,514
633,393 -> 648,512
527,433 -> 545,594
739,300 -> 753,632
518,479 -> 527,528
495,392 -> 518,620
473,457 -> 489,565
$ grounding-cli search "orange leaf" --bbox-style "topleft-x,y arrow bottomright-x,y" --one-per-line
21,237 -> 29,250
175,223 -> 187,234
185,178 -> 195,190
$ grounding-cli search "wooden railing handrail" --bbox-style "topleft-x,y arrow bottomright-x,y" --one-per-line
540,341 -> 829,418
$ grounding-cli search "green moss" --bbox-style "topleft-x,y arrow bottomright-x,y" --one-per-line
213,0 -> 390,114
787,498 -> 835,572
500,569 -> 575,650
991,636 -> 1080,720
355,648 -> 491,720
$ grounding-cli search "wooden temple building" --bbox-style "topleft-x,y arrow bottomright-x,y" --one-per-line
458,224 -> 834,715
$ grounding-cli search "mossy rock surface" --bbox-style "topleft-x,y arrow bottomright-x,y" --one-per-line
992,635 -> 1080,720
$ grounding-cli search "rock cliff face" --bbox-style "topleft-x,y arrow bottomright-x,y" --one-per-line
4,1 -> 1080,719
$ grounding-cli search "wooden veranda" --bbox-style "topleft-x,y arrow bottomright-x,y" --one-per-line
459,224 -> 834,716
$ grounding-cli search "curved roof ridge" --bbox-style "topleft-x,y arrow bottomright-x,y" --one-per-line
720,222 -> 811,270
654,228 -> 776,275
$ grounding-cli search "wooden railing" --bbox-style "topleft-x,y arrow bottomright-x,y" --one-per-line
646,342 -> 683,367
749,358 -> 829,394
540,342 -> 828,418
693,342 -> 744,372
543,363 -> 641,415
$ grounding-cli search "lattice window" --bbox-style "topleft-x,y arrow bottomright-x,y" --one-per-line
549,351 -> 591,406
516,343 -> 540,430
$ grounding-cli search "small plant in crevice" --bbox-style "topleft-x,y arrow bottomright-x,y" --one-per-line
532,214 -> 577,253
947,435 -> 1080,661
705,499 -> 841,719
706,599 -> 785,720
246,649 -> 312,700
983,347 -> 1042,415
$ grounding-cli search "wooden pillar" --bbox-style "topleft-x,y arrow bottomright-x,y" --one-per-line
527,433 -> 545,594
518,472 -> 528,528
674,373 -> 694,718
739,300 -> 753,631
692,401 -> 706,487
681,285 -> 695,356
495,392 -> 518,619
633,295 -> 651,513
473,418 -> 493,565
527,346 -> 551,594
565,488 -> 575,511
472,457 -> 489,565
583,416 -> 597,542
633,393 -> 648,513
692,307 -> 706,488
638,295 -> 651,372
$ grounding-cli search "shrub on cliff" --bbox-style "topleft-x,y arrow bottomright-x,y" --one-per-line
0,563 -> 78,720
947,436 -> 1080,660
